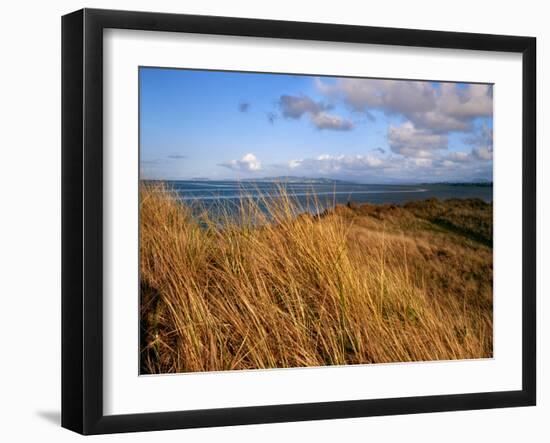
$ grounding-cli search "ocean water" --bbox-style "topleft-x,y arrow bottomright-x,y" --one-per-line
152,180 -> 492,216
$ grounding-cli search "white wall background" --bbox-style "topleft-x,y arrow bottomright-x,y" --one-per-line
0,0 -> 546,441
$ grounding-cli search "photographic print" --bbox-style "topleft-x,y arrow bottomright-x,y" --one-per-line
139,67 -> 494,374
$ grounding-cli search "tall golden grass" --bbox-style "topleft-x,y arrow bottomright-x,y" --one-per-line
140,183 -> 493,374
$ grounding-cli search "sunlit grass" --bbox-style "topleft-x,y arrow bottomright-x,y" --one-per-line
140,182 -> 493,373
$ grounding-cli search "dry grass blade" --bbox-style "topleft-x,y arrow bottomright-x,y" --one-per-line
140,182 -> 493,374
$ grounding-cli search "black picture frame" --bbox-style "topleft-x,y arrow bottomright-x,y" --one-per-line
62,8 -> 536,435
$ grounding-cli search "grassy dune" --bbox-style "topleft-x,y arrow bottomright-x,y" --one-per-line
140,183 -> 493,374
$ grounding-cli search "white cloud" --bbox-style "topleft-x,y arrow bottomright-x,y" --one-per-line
457,122 -> 494,162
316,78 -> 435,114
438,146 -> 493,166
315,78 -> 493,134
463,122 -> 493,163
440,83 -> 493,119
278,94 -> 353,131
310,112 -> 354,131
268,148 -> 491,183
447,151 -> 471,163
413,158 -> 433,167
464,122 -> 493,147
288,159 -> 302,169
219,153 -> 262,172
409,111 -> 470,133
472,146 -> 493,161
388,121 -> 448,157
410,83 -> 493,133
279,95 -> 329,119
282,154 -> 386,175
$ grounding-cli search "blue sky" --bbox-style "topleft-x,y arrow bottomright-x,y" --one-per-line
140,67 -> 493,183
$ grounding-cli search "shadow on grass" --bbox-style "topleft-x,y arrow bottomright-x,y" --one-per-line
430,218 -> 493,247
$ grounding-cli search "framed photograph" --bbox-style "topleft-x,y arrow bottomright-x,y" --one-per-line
61,8 -> 536,435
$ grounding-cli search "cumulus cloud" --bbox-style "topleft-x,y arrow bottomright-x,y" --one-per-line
219,78 -> 492,181
440,84 -> 493,119
413,158 -> 433,168
409,111 -> 470,133
462,123 -> 493,161
464,123 -> 493,148
219,153 -> 262,172
464,123 -> 493,162
410,83 -> 493,133
388,122 -> 448,157
316,78 -> 436,114
268,148 -> 491,182
288,158 -> 302,169
408,150 -> 492,181
279,95 -> 329,118
437,146 -> 493,167
316,78 -> 493,134
238,102 -> 250,113
281,154 -> 386,175
472,146 -> 493,161
447,151 -> 471,163
310,112 -> 354,131
278,94 -> 353,131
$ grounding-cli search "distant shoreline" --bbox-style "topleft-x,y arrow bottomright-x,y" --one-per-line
142,179 -> 493,206
143,178 -> 493,187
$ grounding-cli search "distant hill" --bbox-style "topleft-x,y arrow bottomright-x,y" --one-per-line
420,182 -> 493,187
241,176 -> 357,184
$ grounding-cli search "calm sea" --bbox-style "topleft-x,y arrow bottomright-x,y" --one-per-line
154,180 -> 492,216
